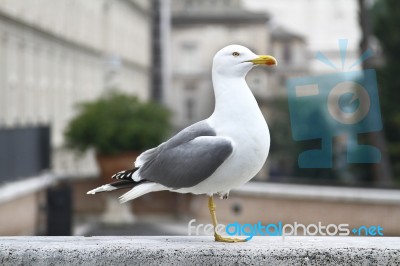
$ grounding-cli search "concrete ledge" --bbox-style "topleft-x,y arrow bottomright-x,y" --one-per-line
234,182 -> 400,204
1,236 -> 399,265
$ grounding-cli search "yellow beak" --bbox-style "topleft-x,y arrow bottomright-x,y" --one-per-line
246,55 -> 278,66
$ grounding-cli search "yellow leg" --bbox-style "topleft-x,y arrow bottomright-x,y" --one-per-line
208,195 -> 247,243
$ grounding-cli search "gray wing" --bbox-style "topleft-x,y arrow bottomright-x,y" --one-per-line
137,121 -> 233,189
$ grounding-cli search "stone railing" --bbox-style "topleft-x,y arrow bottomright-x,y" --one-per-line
1,236 -> 399,265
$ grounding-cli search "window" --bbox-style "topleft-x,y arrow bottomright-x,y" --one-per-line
180,41 -> 199,72
283,42 -> 292,64
186,98 -> 195,121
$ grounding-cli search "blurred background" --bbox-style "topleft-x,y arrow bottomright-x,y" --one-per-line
0,0 -> 399,237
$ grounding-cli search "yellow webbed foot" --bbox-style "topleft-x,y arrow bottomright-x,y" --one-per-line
214,233 -> 247,243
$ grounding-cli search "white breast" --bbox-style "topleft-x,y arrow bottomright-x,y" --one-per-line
181,92 -> 270,194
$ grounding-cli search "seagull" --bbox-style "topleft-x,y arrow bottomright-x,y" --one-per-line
87,44 -> 277,242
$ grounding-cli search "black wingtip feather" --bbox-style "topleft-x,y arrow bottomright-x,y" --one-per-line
111,168 -> 138,180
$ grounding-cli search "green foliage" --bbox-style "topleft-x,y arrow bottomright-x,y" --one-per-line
373,0 -> 400,180
64,92 -> 171,155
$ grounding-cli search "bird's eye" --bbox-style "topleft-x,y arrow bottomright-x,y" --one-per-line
232,52 -> 240,57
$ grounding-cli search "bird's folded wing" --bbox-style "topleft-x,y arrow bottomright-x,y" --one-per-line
135,120 -> 215,168
138,135 -> 233,189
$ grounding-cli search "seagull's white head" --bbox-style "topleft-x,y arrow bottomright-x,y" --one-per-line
212,44 -> 277,77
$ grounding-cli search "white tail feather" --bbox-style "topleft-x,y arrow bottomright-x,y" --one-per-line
119,183 -> 166,203
87,184 -> 117,194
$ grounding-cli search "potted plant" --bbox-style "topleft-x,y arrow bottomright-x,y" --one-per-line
64,91 -> 171,182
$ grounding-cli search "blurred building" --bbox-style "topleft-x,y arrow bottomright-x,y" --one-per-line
0,0 -> 152,177
244,0 -> 361,74
270,26 -> 309,91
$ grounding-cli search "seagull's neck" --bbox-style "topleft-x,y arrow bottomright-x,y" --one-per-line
211,72 -> 261,119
